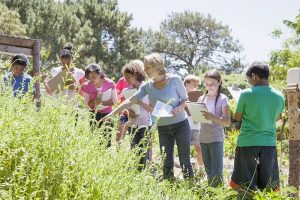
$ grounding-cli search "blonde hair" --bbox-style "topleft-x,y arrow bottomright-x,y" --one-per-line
183,74 -> 200,85
129,59 -> 144,70
144,53 -> 166,75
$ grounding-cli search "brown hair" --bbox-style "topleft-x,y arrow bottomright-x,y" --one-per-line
122,60 -> 146,82
84,63 -> 105,79
183,74 -> 200,85
204,69 -> 222,108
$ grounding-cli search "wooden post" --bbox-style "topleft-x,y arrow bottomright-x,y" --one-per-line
0,35 -> 42,108
33,40 -> 41,108
286,68 -> 300,197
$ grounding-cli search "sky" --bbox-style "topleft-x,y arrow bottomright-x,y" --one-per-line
117,0 -> 300,64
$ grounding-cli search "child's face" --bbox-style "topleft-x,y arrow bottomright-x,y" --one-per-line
204,77 -> 221,94
11,64 -> 26,77
88,72 -> 102,84
185,80 -> 199,92
124,72 -> 138,86
60,57 -> 71,67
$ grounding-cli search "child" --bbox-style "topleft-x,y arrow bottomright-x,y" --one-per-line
230,62 -> 284,193
183,75 -> 204,170
44,44 -> 85,99
105,53 -> 194,179
4,54 -> 35,97
198,69 -> 231,187
111,60 -> 153,170
82,63 -> 117,147
115,76 -> 130,143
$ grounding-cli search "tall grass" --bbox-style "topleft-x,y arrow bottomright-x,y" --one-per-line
0,90 -> 295,199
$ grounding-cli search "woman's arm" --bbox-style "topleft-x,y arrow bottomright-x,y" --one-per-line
105,97 -> 138,118
172,99 -> 187,115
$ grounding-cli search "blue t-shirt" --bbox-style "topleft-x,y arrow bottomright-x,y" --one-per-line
133,74 -> 188,126
3,72 -> 34,97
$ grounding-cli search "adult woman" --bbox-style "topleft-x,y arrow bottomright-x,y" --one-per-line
106,53 -> 193,179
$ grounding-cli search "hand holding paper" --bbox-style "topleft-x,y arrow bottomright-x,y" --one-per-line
95,89 -> 112,110
122,88 -> 140,115
152,100 -> 173,117
186,102 -> 212,124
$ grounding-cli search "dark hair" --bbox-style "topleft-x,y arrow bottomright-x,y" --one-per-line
246,61 -> 269,80
122,62 -> 146,82
60,43 -> 73,59
11,54 -> 29,67
85,63 -> 105,79
204,69 -> 222,108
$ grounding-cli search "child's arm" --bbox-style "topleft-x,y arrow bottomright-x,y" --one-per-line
202,105 -> 231,127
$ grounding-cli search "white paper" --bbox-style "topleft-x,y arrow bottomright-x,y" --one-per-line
101,88 -> 112,101
122,88 -> 140,115
186,102 -> 212,124
152,100 -> 173,117
227,86 -> 242,102
95,89 -> 112,110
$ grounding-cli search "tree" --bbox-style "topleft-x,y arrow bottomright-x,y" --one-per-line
269,12 -> 300,90
0,3 -> 26,36
147,11 -> 243,74
4,0 -> 144,77
270,11 -> 300,196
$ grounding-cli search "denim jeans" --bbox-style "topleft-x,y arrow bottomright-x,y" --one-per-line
158,119 -> 193,179
200,141 -> 223,187
127,126 -> 151,171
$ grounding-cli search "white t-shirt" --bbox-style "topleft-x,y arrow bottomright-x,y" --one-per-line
126,88 -> 152,127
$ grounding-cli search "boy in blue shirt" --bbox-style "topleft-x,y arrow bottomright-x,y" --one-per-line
3,54 -> 34,97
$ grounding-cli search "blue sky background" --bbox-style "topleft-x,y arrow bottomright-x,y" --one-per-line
117,0 -> 300,64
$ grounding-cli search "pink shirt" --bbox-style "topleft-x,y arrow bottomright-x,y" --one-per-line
116,77 -> 130,102
82,78 -> 116,113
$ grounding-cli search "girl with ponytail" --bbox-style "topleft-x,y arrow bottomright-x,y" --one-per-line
198,69 -> 231,187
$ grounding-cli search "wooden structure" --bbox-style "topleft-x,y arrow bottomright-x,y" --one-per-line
286,68 -> 300,196
0,35 -> 42,107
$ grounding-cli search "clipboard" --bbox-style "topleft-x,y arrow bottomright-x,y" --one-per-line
45,69 -> 75,94
186,102 -> 212,124
185,90 -> 203,116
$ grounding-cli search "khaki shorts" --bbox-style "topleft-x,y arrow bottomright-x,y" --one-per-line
190,129 -> 200,145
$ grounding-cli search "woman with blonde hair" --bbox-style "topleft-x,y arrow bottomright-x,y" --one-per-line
106,53 -> 193,179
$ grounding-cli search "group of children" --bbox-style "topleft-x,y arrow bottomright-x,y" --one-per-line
3,48 -> 285,194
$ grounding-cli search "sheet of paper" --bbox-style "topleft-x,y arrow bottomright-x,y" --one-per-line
186,102 -> 212,124
95,89 -> 112,110
46,69 -> 75,94
152,100 -> 173,118
122,88 -> 140,115
227,86 -> 242,102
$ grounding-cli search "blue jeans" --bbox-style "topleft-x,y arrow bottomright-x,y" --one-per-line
200,142 -> 223,187
158,119 -> 193,179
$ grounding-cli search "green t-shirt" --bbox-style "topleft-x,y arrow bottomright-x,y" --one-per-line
236,86 -> 285,147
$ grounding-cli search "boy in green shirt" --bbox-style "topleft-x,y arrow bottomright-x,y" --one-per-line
230,62 -> 285,193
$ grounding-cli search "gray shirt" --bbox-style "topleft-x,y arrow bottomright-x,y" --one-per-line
199,93 -> 230,143
133,74 -> 188,126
